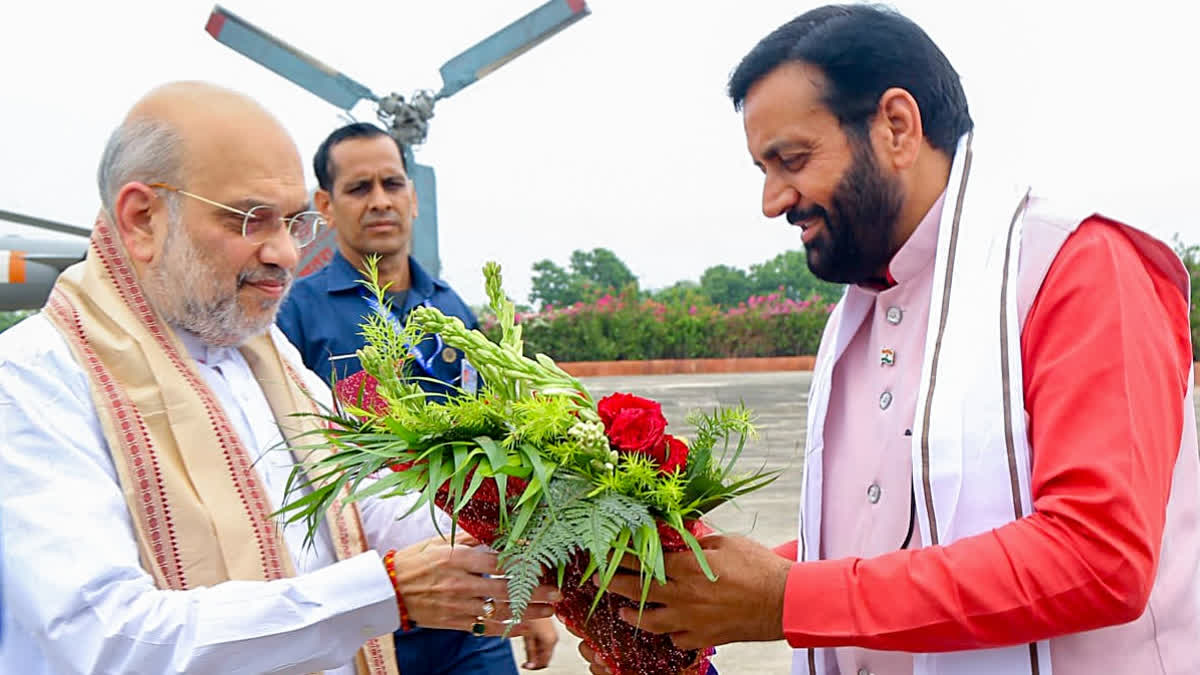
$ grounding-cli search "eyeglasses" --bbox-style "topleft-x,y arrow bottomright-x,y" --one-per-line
148,182 -> 325,247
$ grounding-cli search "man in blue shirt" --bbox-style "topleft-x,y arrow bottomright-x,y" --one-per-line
278,123 -> 479,400
278,123 -> 557,673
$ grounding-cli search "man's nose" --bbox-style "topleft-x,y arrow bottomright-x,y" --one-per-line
762,173 -> 799,219
367,182 -> 391,211
257,222 -> 300,271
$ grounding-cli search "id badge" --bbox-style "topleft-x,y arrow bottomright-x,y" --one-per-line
461,358 -> 479,395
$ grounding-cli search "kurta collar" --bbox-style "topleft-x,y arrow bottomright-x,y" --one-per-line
175,327 -> 237,367
858,189 -> 947,292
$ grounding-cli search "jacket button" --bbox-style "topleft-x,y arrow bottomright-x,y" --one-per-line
879,391 -> 893,410
867,483 -> 882,504
885,306 -> 903,325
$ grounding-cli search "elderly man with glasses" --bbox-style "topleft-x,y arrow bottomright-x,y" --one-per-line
0,81 -> 559,675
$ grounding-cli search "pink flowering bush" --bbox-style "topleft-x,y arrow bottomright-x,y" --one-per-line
482,288 -> 833,361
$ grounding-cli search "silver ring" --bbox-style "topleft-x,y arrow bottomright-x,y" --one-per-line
481,598 -> 496,619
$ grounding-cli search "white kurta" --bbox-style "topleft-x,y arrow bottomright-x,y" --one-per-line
0,315 -> 452,675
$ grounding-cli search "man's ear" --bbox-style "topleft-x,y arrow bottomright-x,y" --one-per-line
113,182 -> 165,263
314,189 -> 333,222
872,87 -> 924,172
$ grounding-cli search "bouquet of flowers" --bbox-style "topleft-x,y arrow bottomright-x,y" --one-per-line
280,261 -> 777,675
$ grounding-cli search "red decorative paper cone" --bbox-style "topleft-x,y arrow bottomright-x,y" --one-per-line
551,520 -> 715,675
434,481 -> 715,675
431,473 -> 527,547
334,370 -> 391,417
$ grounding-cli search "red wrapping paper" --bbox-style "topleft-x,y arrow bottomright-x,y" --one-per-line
430,477 -> 714,675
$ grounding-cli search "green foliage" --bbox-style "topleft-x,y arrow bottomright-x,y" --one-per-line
530,248 -> 638,309
1173,236 -> 1200,362
679,405 -> 776,514
513,248 -> 843,361
699,265 -> 752,308
648,279 -> 706,306
529,259 -> 577,309
570,249 -> 637,293
507,395 -> 580,448
748,250 -> 844,303
492,289 -> 832,362
0,310 -> 36,334
697,251 -> 842,308
495,475 -> 654,620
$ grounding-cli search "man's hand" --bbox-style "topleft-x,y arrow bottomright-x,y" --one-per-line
390,536 -> 560,637
603,534 -> 792,650
564,621 -> 613,675
520,618 -> 559,669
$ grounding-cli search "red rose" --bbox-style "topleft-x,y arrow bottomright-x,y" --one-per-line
597,393 -> 663,427
597,393 -> 668,459
659,435 -> 689,474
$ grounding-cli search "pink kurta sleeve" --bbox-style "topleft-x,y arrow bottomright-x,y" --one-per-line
780,218 -> 1191,651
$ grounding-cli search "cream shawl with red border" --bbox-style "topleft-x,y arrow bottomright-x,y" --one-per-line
43,218 -> 399,675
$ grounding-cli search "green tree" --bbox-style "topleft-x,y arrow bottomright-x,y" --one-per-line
529,259 -> 580,308
0,309 -> 36,333
749,250 -> 843,301
530,248 -> 638,309
699,265 -> 752,307
650,280 -> 706,306
569,248 -> 637,294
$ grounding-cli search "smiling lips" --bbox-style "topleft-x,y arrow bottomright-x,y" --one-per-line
247,280 -> 287,298
241,269 -> 292,298
795,216 -> 823,244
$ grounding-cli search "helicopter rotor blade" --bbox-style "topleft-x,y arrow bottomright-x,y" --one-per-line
205,5 -> 377,110
435,0 -> 590,101
0,209 -> 91,238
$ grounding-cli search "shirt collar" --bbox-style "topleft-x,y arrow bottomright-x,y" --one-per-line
324,250 -> 369,293
858,188 -> 947,291
324,249 -> 447,303
175,327 -> 237,367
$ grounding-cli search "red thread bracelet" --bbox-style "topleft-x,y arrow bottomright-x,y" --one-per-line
383,549 -> 414,631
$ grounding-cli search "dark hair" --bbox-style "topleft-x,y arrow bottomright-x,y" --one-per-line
727,4 -> 972,154
313,122 -> 406,191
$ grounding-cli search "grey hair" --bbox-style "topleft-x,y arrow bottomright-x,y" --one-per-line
97,118 -> 184,221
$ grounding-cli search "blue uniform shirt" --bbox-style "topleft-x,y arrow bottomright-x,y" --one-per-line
277,251 -> 479,399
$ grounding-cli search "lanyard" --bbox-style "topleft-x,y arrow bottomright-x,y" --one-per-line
361,291 -> 447,380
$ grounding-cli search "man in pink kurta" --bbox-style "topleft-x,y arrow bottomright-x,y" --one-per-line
577,5 -> 1200,675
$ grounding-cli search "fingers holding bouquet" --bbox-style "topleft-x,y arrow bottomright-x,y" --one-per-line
602,534 -> 792,650
390,535 -> 561,637
564,622 -> 614,675
520,618 -> 560,669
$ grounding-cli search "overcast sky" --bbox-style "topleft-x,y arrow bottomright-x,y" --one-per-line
2,0 -> 1197,305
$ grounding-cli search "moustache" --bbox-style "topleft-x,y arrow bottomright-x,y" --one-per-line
362,212 -> 404,227
787,205 -> 828,226
238,266 -> 293,287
